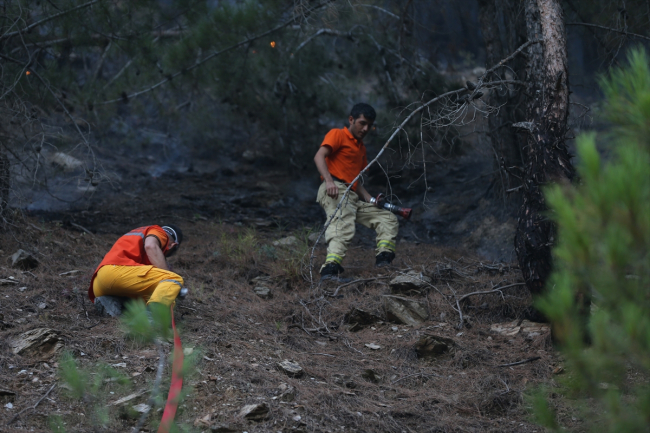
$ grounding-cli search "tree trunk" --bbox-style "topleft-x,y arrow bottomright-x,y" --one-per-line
515,0 -> 575,294
0,149 -> 9,220
478,0 -> 527,198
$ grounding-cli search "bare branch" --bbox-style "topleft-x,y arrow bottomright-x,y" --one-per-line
497,356 -> 541,368
7,383 -> 56,424
295,28 -> 351,53
355,4 -> 400,19
1,0 -> 101,40
457,282 -> 527,303
566,22 -> 650,42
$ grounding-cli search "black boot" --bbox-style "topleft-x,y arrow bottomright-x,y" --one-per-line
375,251 -> 395,268
320,262 -> 349,282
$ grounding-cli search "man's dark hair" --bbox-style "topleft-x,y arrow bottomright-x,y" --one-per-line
350,103 -> 376,122
162,224 -> 183,245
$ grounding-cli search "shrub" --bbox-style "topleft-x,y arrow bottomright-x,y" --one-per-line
532,47 -> 650,431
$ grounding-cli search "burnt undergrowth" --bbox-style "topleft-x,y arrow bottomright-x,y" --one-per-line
0,210 -> 560,432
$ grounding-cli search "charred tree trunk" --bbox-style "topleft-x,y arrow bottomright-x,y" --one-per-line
478,0 -> 527,199
515,0 -> 575,294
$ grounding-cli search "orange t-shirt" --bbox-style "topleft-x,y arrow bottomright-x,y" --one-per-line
320,127 -> 367,191
87,225 -> 170,302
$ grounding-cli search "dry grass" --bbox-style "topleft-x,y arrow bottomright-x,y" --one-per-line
0,216 -> 562,433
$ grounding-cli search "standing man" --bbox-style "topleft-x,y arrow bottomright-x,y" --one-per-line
88,224 -> 185,315
314,103 -> 399,280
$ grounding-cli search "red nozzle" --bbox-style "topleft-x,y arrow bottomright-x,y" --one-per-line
396,207 -> 412,220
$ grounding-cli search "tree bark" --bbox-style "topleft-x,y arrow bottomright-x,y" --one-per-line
478,0 -> 527,196
515,0 -> 575,294
0,149 -> 9,220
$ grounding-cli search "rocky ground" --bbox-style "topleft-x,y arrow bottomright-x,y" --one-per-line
0,162 -> 580,433
0,101 -> 583,432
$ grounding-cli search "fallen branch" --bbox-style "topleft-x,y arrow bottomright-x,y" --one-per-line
71,222 -> 94,236
497,356 -> 541,368
457,282 -> 527,303
391,371 -> 440,384
326,276 -> 390,297
7,383 -> 56,425
131,338 -> 165,433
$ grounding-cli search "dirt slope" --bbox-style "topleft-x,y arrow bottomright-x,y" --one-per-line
0,194 -> 569,433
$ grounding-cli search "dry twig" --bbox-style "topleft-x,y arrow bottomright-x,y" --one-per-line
7,383 -> 56,425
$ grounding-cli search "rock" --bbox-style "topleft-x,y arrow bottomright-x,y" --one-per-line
365,343 -> 381,350
253,286 -> 272,299
382,295 -> 429,325
11,328 -> 63,358
194,413 -> 213,427
277,359 -> 303,377
414,334 -> 455,359
278,383 -> 296,401
18,287 -> 27,292
520,320 -> 550,337
0,278 -> 18,285
273,236 -> 297,247
308,232 -> 321,244
132,403 -> 150,413
50,152 -> 83,171
389,271 -> 432,293
250,275 -> 273,286
490,320 -> 549,337
332,374 -> 356,389
210,423 -> 242,433
0,389 -> 16,403
94,296 -> 127,317
10,250 -> 39,270
237,402 -> 269,421
361,369 -> 382,383
346,308 -> 381,332
109,390 -> 146,406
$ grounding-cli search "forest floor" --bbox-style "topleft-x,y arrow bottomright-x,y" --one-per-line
0,145 -> 583,433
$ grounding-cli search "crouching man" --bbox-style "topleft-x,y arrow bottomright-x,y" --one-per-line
314,103 -> 399,281
88,224 -> 185,316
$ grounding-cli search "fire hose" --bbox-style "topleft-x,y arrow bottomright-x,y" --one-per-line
369,194 -> 412,220
157,287 -> 188,433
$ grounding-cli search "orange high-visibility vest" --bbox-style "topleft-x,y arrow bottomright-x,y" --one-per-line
88,225 -> 171,303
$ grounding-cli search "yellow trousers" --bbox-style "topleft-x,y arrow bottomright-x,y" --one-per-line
93,265 -> 183,306
317,180 -> 399,266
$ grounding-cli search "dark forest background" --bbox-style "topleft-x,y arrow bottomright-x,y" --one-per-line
1,0 -> 649,291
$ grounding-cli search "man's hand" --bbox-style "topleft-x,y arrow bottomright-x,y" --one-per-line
314,146 -> 340,198
325,180 -> 339,199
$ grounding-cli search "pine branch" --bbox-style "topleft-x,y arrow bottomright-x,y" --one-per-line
98,0 -> 333,106
1,0 -> 100,40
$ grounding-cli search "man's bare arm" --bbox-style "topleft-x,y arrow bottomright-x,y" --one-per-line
356,183 -> 373,203
144,236 -> 169,270
314,146 -> 339,199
